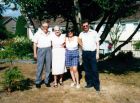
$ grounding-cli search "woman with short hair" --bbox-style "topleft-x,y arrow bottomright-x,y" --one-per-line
51,25 -> 66,87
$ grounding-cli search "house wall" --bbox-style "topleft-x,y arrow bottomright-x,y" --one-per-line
4,19 -> 16,34
94,22 -> 140,41
94,21 -> 140,57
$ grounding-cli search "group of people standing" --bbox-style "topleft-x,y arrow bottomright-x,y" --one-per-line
32,19 -> 100,92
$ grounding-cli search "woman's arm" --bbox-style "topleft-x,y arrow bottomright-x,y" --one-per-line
78,37 -> 83,48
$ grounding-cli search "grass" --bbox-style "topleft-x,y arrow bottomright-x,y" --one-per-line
0,63 -> 140,103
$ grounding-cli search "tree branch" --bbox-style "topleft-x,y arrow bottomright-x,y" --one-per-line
95,12 -> 109,32
103,22 -> 140,59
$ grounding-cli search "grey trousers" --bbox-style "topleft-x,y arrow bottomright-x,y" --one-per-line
35,47 -> 52,84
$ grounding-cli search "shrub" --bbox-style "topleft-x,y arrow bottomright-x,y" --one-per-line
115,51 -> 133,61
0,29 -> 13,40
10,37 -> 33,59
2,66 -> 24,92
0,37 -> 33,59
133,41 -> 140,50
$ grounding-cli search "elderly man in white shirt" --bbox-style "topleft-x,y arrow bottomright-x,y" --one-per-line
79,20 -> 100,91
33,20 -> 52,88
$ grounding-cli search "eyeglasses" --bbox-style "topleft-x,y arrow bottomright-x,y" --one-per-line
83,25 -> 89,28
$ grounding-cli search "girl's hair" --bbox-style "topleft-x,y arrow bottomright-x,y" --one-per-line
66,28 -> 74,37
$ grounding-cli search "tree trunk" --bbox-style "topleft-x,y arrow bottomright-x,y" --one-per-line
65,18 -> 69,31
95,12 -> 109,32
100,15 -> 118,44
22,6 -> 36,33
26,13 -> 36,33
74,0 -> 82,34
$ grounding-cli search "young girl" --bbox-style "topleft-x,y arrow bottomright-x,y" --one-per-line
65,28 -> 80,89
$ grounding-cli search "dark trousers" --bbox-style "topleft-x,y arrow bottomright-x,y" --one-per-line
82,51 -> 100,90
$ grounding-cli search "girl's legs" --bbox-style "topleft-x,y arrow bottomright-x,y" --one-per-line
73,66 -> 79,85
70,67 -> 76,85
70,66 -> 80,88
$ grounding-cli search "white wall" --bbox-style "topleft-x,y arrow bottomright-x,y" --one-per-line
95,22 -> 140,41
93,21 -> 140,56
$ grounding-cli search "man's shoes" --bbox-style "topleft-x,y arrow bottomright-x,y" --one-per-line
85,84 -> 93,88
45,83 -> 51,87
35,84 -> 41,88
95,89 -> 100,92
95,87 -> 100,92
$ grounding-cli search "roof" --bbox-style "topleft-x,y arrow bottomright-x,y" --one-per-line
2,16 -> 17,25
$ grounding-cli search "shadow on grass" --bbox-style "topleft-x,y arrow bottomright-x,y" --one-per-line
62,64 -> 84,82
98,57 -> 140,75
76,51 -> 140,75
18,78 -> 34,91
1,78 -> 34,93
48,71 -> 71,84
0,66 -> 9,71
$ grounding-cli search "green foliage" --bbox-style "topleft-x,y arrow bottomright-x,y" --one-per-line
0,45 -> 16,65
95,0 -> 112,11
95,0 -> 137,14
2,66 -> 24,92
0,37 -> 33,59
3,0 -> 139,53
15,16 -> 27,36
10,36 -> 33,58
13,0 -> 137,20
109,21 -> 124,49
133,41 -> 140,50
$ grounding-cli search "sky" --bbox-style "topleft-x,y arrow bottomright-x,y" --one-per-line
1,1 -> 21,18
2,9 -> 21,18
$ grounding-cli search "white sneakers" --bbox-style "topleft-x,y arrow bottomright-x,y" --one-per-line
76,84 -> 80,89
70,83 -> 76,87
70,83 -> 80,89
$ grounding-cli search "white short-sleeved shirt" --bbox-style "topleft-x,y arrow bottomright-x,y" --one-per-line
32,28 -> 52,48
79,29 -> 100,51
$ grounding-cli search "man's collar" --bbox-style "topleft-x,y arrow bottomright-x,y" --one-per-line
83,29 -> 92,33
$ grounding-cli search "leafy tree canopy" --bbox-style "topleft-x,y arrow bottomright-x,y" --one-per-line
2,0 -> 140,58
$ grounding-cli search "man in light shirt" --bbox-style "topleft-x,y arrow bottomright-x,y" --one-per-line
33,20 -> 52,88
79,20 -> 100,91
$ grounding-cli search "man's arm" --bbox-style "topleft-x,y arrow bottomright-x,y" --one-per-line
33,43 -> 37,60
96,41 -> 100,60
